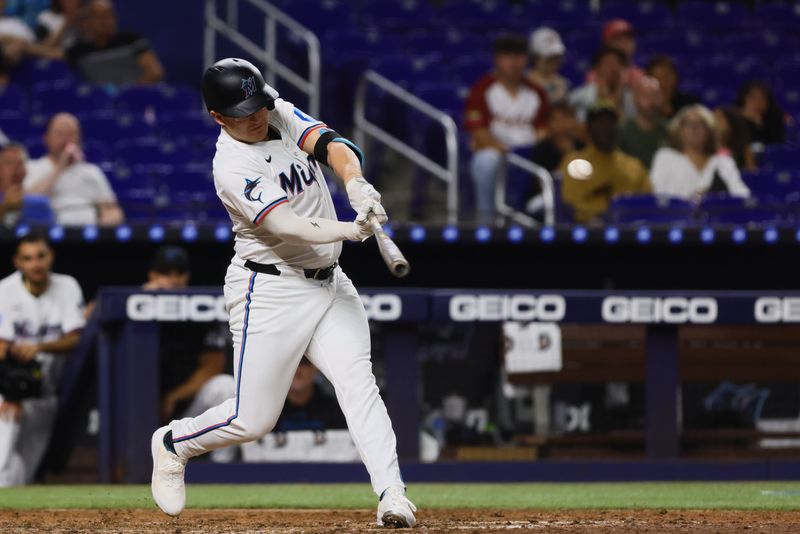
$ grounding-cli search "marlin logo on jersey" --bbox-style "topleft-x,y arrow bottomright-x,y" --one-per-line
243,177 -> 264,203
241,76 -> 257,98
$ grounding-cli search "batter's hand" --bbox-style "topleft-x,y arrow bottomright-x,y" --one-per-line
346,177 -> 381,212
355,198 -> 387,226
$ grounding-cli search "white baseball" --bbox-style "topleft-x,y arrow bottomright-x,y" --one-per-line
567,159 -> 593,180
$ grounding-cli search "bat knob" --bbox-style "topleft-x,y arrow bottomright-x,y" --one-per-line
392,262 -> 410,278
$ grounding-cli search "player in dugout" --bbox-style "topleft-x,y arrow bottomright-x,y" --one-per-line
0,232 -> 85,486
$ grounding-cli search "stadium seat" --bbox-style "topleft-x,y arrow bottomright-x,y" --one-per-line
675,2 -> 752,29
114,137 -> 194,167
20,195 -> 55,226
755,2 -> 800,29
31,82 -> 113,117
78,112 -> 154,142
741,169 -> 798,201
698,194 -> 787,225
10,58 -> 75,87
607,195 -> 694,224
115,84 -> 202,117
0,84 -> 28,113
597,1 -> 673,29
0,111 -> 38,141
760,146 -> 800,170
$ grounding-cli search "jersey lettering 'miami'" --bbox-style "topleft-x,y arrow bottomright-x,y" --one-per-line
278,154 -> 321,196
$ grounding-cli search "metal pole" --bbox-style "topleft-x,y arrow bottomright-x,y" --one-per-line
265,16 -> 277,88
204,0 -> 216,68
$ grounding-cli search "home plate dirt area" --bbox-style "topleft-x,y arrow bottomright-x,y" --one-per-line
1,509 -> 799,533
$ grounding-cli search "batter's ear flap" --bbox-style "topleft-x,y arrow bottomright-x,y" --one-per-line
263,83 -> 279,110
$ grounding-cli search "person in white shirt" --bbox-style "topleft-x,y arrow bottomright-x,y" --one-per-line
0,233 -> 86,486
35,0 -> 82,53
650,104 -> 751,201
24,112 -> 124,226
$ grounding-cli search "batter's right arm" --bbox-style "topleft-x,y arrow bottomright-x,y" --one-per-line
262,202 -> 373,244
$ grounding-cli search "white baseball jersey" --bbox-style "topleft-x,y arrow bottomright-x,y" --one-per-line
0,271 -> 85,395
213,99 -> 340,269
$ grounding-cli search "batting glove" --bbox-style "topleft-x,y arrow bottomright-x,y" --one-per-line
355,198 -> 388,226
346,177 -> 381,212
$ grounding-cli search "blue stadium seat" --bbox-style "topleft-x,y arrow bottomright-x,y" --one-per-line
10,58 -> 75,87
0,84 -> 28,113
608,195 -> 694,224
760,145 -> 800,170
741,169 -> 798,201
115,84 -> 202,117
78,112 -> 154,142
597,1 -> 673,29
755,2 -> 800,29
82,139 -> 111,162
698,194 -> 787,225
0,111 -> 38,141
451,56 -> 492,86
20,195 -> 55,226
115,137 -> 194,167
675,2 -> 752,29
370,54 -> 446,88
358,0 -> 435,29
31,82 -> 113,117
158,112 -> 219,142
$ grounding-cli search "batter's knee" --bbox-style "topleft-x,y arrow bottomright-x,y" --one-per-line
232,411 -> 280,443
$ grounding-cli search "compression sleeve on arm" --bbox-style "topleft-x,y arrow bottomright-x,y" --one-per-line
261,202 -> 359,244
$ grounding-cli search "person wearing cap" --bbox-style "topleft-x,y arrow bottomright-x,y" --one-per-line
569,46 -> 635,123
149,58 -> 416,527
144,246 -> 238,463
587,18 -> 645,89
528,27 -> 571,104
464,35 -> 550,224
561,101 -> 651,223
616,76 -> 668,169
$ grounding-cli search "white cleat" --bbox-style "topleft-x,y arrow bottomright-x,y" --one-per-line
377,486 -> 417,528
150,426 -> 187,516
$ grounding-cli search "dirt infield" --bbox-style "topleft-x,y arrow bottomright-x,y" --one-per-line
1,509 -> 799,533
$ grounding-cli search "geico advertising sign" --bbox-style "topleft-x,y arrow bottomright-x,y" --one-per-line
127,294 -> 228,322
126,293 -> 403,322
449,294 -> 566,321
754,297 -> 800,323
601,297 -> 718,324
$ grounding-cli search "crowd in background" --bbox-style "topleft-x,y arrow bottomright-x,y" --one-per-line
464,20 -> 790,224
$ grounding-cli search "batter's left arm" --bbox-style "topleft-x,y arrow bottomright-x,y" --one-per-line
301,129 -> 382,215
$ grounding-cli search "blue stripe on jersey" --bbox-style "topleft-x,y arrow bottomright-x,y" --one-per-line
252,196 -> 288,224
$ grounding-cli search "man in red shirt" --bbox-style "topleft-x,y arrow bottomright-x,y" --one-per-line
464,35 -> 549,224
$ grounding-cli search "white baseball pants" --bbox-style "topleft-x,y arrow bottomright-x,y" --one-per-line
169,258 -> 404,495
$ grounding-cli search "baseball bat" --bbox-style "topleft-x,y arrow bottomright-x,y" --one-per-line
368,214 -> 410,278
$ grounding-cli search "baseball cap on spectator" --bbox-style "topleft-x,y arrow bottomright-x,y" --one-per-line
151,246 -> 190,274
586,100 -> 619,123
529,27 -> 565,57
602,19 -> 634,43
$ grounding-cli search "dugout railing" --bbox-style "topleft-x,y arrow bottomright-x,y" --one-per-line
91,287 -> 800,484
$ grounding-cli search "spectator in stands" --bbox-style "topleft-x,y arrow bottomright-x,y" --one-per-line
587,19 -> 644,88
616,76 -> 667,169
148,246 -> 236,462
24,112 -> 123,226
735,81 -> 786,146
35,0 -> 82,53
527,27 -> 570,104
0,232 -> 85,486
647,55 -> 698,119
0,143 -> 25,225
0,0 -> 61,63
569,47 -> 634,122
273,357 -> 346,435
465,35 -> 549,223
66,0 -> 164,86
531,102 -> 584,173
650,105 -> 750,201
3,0 -> 50,28
561,101 -> 651,223
715,106 -> 756,171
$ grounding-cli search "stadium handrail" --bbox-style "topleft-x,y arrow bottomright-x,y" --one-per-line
203,0 -> 321,117
502,153 -> 556,227
353,70 -> 459,224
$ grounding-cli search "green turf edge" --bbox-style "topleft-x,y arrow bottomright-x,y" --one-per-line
1,483 -> 800,511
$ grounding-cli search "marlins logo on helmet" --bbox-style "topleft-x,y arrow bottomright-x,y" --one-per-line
241,76 -> 257,98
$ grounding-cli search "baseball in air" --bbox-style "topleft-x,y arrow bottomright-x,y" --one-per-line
567,159 -> 593,180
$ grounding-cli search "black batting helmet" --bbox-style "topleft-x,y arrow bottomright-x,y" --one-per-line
202,58 -> 279,117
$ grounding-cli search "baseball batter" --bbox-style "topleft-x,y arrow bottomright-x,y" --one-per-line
150,58 -> 416,528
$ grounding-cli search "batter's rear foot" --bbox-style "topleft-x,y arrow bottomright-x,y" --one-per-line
377,486 -> 417,528
151,426 -> 187,516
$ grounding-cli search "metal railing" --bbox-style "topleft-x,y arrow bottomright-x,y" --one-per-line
204,0 -> 321,117
353,70 -> 459,224
497,153 -> 556,227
